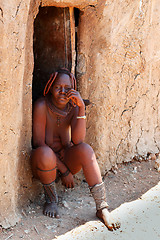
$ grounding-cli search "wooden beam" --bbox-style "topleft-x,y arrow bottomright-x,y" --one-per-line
69,7 -> 76,74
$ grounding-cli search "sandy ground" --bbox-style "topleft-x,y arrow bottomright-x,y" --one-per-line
1,158 -> 160,240
54,182 -> 160,240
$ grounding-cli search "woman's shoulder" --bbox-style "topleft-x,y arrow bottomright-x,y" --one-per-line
34,97 -> 47,112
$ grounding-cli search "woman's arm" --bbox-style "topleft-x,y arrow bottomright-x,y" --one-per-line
33,99 -> 74,187
32,98 -> 47,148
66,90 -> 86,144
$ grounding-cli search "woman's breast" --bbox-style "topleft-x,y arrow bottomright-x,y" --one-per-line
45,119 -> 71,152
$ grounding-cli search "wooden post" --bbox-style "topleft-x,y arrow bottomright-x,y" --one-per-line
63,8 -> 68,68
69,7 -> 76,74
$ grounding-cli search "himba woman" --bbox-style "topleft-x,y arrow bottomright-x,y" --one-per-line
31,68 -> 120,230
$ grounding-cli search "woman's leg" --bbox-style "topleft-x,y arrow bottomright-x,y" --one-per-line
31,146 -> 57,183
64,142 -> 102,187
63,143 -> 120,230
31,146 -> 59,218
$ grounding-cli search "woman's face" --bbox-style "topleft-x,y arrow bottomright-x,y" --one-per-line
51,73 -> 72,109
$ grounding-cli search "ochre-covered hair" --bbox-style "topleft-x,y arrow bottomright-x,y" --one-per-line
43,68 -> 77,96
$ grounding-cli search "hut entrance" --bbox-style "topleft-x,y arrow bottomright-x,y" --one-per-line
32,6 -> 78,102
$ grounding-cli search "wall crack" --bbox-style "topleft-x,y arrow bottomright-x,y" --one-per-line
12,1 -> 22,18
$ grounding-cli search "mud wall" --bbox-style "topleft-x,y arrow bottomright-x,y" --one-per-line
0,0 -> 160,227
77,0 -> 160,174
0,0 -> 40,228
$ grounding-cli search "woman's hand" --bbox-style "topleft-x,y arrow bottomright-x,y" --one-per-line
66,89 -> 85,108
61,172 -> 75,188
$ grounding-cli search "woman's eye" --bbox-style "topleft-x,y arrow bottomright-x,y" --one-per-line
66,88 -> 71,92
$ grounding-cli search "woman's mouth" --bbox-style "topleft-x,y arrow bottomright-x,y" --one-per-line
58,95 -> 67,101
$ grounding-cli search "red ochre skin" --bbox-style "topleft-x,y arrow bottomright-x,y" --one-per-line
31,72 -> 119,230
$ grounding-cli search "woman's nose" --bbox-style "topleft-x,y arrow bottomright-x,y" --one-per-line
60,87 -> 65,93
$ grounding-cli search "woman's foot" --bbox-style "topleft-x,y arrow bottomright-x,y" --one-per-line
43,201 -> 60,218
96,208 -> 120,231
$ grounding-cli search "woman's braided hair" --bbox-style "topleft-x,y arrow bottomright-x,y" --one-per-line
43,68 -> 77,96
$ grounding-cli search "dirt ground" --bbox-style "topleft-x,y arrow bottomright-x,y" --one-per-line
1,158 -> 160,240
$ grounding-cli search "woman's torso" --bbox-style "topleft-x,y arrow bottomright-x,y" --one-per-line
45,99 -> 74,152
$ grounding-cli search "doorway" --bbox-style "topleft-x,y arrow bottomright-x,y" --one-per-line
32,6 -> 78,102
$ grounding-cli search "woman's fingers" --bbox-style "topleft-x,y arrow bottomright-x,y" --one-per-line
67,89 -> 77,94
71,180 -> 75,188
67,94 -> 84,107
66,89 -> 80,97
65,181 -> 74,188
66,89 -> 85,107
67,93 -> 78,99
61,173 -> 75,188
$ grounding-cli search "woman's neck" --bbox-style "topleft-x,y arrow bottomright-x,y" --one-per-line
49,95 -> 67,110
46,95 -> 72,117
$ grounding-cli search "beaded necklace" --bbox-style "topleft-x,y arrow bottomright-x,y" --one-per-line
46,97 -> 72,126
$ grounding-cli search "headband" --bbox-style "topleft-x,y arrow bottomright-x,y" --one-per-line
43,70 -> 77,96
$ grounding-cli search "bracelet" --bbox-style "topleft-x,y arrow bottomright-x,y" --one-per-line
77,115 -> 86,119
61,169 -> 70,177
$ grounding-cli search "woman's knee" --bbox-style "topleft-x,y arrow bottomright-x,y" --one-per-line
75,142 -> 95,160
32,146 -> 56,170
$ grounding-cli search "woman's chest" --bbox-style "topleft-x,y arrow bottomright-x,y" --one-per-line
45,110 -> 72,145
46,110 -> 71,131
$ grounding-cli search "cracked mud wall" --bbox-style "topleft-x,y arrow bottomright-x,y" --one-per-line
77,0 -> 160,174
0,0 -> 160,228
0,0 -> 41,228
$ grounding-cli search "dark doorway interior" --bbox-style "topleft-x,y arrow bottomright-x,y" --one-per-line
32,7 -> 72,102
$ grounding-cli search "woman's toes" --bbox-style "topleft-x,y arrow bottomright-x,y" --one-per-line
50,212 -> 52,217
97,208 -> 120,231
114,222 -> 121,230
43,210 -> 47,216
55,212 -> 60,218
107,224 -> 114,231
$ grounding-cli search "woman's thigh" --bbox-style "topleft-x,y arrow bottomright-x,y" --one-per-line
63,142 -> 95,175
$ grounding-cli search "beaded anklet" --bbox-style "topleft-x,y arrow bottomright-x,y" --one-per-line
60,169 -> 70,177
